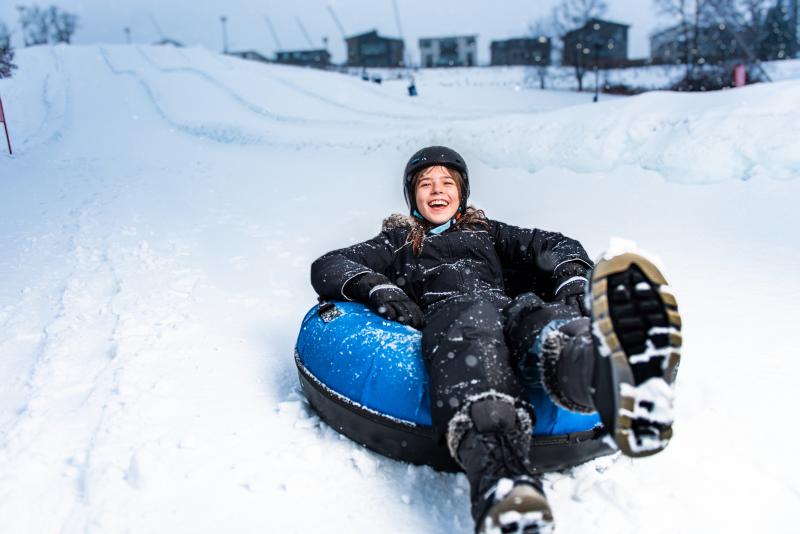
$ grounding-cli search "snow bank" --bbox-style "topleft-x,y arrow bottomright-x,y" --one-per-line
416,79 -> 800,184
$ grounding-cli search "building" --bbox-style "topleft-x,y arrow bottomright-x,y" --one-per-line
275,49 -> 331,68
345,30 -> 404,67
418,35 -> 477,67
562,18 -> 629,68
650,23 -> 753,64
227,50 -> 271,63
153,38 -> 183,47
490,37 -> 551,66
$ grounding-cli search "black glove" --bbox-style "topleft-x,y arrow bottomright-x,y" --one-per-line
555,281 -> 589,316
552,261 -> 590,316
344,273 -> 424,329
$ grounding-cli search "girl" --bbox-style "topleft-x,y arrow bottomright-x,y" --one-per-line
311,146 -> 682,534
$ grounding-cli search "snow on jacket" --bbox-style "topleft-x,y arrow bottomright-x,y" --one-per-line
310,213 -> 593,311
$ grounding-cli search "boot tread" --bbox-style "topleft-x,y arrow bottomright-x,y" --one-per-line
590,252 -> 681,458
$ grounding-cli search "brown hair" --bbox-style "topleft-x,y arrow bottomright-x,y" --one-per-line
407,166 -> 488,255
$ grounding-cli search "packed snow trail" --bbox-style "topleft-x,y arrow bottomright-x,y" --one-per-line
0,45 -> 798,533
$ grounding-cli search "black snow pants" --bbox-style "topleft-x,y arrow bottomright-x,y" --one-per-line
421,292 -> 583,441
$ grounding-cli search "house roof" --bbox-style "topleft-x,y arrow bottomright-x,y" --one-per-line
490,36 -> 550,45
565,17 -> 631,38
276,49 -> 329,55
227,50 -> 270,62
345,29 -> 402,42
585,17 -> 630,28
418,35 -> 478,41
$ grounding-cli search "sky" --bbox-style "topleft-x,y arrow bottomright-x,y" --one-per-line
1,0 -> 663,64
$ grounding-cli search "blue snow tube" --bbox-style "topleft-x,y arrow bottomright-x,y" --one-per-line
295,301 -> 614,473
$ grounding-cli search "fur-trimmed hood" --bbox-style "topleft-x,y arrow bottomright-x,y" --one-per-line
381,206 -> 489,233
382,213 -> 415,232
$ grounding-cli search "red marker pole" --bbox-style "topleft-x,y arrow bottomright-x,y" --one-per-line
0,95 -> 12,155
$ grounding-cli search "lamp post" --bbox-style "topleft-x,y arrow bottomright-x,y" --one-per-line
592,22 -> 601,103
593,42 -> 601,102
220,16 -> 228,54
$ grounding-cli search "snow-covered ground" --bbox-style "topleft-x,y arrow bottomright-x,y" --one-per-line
1,44 -> 798,533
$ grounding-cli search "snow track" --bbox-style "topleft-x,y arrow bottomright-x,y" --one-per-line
134,47 -> 326,126
29,48 -> 69,147
99,46 -> 270,146
0,196 -> 204,530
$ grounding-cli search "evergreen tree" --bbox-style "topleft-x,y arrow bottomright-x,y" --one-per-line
0,22 -> 17,79
758,1 -> 797,59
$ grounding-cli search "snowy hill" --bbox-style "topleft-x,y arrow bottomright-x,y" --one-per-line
1,45 -> 799,533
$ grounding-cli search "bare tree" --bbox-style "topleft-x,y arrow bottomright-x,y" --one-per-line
0,21 -> 18,78
757,0 -> 797,59
653,0 -> 717,76
17,5 -> 49,46
737,0 -> 772,32
528,19 -> 557,89
16,5 -> 78,46
704,0 -> 774,79
46,6 -> 78,44
552,0 -> 608,91
554,0 -> 609,29
707,0 -> 772,53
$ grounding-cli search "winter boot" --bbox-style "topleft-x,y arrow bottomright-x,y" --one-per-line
447,393 -> 554,534
589,252 -> 682,457
540,253 -> 682,457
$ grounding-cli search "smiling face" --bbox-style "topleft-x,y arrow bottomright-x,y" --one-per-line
414,165 -> 461,225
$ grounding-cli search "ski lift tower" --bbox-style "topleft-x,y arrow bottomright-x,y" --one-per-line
327,5 -> 348,70
327,5 -> 347,41
296,17 -> 315,47
265,16 -> 284,55
391,0 -> 417,95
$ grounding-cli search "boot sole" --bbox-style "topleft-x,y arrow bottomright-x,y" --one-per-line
480,485 -> 555,534
590,253 -> 681,458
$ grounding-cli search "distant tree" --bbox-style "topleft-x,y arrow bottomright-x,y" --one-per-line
46,5 -> 78,44
552,0 -> 608,91
653,0 -> 783,89
706,0 -> 777,60
0,21 -> 18,78
17,5 -> 49,46
528,19 -> 557,89
758,0 -> 797,59
734,0 -> 772,36
653,0 -> 716,77
16,5 -> 78,46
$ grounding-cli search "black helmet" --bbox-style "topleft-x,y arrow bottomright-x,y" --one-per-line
403,146 -> 469,216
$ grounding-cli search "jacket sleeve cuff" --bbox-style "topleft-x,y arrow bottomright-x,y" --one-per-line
340,270 -> 373,301
554,276 -> 589,297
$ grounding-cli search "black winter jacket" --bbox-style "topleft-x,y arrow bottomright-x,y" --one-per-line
311,214 -> 593,312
